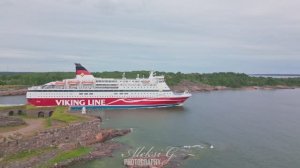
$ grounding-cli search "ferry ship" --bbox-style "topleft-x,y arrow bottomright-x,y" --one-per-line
26,64 -> 191,108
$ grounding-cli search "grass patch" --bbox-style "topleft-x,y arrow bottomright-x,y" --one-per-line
51,106 -> 83,123
0,104 -> 53,111
48,146 -> 91,165
1,147 -> 54,163
0,105 -> 26,111
25,104 -> 54,110
45,118 -> 52,127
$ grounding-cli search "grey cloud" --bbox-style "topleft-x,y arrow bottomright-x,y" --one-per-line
0,0 -> 299,73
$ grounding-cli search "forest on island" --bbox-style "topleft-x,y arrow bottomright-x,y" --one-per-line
0,71 -> 300,88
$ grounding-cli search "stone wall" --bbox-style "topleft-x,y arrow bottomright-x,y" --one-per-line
26,109 -> 54,118
0,116 -> 26,127
0,107 -> 54,118
0,119 -> 101,157
0,107 -> 25,117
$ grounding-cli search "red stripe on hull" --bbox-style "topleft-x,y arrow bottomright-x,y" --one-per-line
27,97 -> 189,107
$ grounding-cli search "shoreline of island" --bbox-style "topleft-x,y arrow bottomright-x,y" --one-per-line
1,71 -> 299,97
170,80 -> 298,92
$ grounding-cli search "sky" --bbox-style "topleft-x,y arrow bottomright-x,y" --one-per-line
0,0 -> 299,73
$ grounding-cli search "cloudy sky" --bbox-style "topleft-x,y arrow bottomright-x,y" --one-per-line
0,0 -> 299,73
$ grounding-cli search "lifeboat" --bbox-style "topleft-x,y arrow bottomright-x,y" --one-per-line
67,80 -> 80,85
142,80 -> 150,84
81,81 -> 95,85
55,81 -> 65,85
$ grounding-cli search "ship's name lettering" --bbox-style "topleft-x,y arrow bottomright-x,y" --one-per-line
55,99 -> 105,106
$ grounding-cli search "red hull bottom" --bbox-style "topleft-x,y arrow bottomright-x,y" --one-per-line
27,97 -> 189,107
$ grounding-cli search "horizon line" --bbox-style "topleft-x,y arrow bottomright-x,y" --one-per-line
0,71 -> 300,75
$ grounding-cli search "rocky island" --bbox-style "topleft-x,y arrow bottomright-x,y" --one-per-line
0,105 -> 130,168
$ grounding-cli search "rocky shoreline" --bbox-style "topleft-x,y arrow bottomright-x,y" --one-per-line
1,130 -> 130,168
0,83 -> 297,97
0,116 -> 131,168
0,88 -> 27,96
170,80 -> 296,92
53,129 -> 131,168
55,141 -> 127,168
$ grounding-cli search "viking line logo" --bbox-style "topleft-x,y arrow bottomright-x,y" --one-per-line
55,99 -> 105,106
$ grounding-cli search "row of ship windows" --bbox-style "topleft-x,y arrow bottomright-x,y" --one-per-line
52,86 -> 160,89
79,93 -> 93,95
33,96 -> 168,98
35,95 -> 170,98
31,94 -> 170,98
30,92 -> 172,97
96,80 -> 152,83
29,90 -> 171,92
96,81 -> 158,85
96,85 -> 158,87
96,84 -> 118,86
95,87 -> 167,90
30,92 -> 171,95
96,80 -> 116,83
51,85 -> 161,89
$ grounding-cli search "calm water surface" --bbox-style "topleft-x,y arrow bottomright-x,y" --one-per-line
0,95 -> 26,104
1,89 -> 300,168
